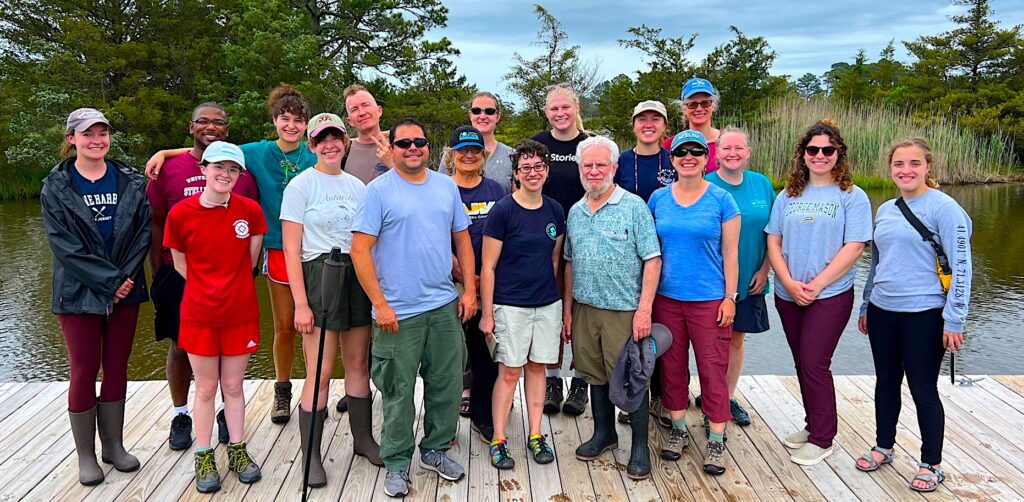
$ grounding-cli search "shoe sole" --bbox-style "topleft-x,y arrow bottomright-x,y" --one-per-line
627,470 -> 651,480
533,455 -> 554,465
783,439 -> 808,449
419,458 -> 464,481
384,486 -> 410,497
237,472 -> 262,484
733,417 -> 751,426
196,485 -> 221,493
660,450 -> 683,461
562,405 -> 585,416
790,447 -> 833,466
543,403 -> 562,414
169,439 -> 192,450
271,414 -> 290,424
491,461 -> 515,470
703,465 -> 726,476
576,443 -> 618,461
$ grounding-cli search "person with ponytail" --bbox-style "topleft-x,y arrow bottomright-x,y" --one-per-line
145,84 -> 317,424
764,119 -> 872,466
855,138 -> 972,493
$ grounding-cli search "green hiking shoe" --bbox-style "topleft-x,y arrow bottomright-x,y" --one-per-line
227,442 -> 262,484
194,449 -> 221,493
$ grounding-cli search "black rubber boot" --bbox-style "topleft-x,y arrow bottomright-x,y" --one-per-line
298,408 -> 327,488
627,394 -> 651,480
575,384 -> 618,460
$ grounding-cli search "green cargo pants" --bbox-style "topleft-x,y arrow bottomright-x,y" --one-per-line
371,300 -> 467,471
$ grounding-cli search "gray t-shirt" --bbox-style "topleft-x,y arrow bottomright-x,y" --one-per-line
765,184 -> 872,301
441,141 -> 514,193
860,189 -> 973,332
344,140 -> 389,185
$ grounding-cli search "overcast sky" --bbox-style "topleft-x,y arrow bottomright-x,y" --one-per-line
428,0 -> 1023,107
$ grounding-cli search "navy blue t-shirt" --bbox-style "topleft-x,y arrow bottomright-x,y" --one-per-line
457,177 -> 507,274
69,161 -> 119,255
483,195 -> 565,307
614,148 -> 676,202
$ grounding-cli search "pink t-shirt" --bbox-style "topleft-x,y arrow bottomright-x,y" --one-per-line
663,136 -> 718,174
147,151 -> 260,265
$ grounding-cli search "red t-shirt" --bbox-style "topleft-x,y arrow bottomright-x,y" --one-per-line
663,136 -> 718,174
164,194 -> 267,326
147,151 -> 260,265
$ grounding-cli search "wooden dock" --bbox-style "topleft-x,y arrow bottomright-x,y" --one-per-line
1,375 -> 1023,501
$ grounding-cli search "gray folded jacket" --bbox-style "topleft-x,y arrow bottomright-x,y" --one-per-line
609,323 -> 673,413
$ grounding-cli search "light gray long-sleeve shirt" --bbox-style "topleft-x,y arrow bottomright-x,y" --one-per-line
860,189 -> 973,332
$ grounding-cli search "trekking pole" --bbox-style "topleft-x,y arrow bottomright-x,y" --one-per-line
949,351 -> 955,386
303,247 -> 343,502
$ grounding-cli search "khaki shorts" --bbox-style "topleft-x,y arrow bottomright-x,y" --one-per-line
492,300 -> 562,367
570,302 -> 634,385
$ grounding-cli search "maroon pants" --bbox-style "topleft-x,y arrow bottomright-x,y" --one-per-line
58,304 -> 140,412
774,289 -> 854,449
654,295 -> 732,423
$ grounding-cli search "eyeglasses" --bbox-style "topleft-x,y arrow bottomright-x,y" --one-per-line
206,162 -> 242,176
671,146 -> 709,158
580,162 -> 612,171
191,118 -> 228,127
470,107 -> 497,116
392,137 -> 429,149
683,100 -> 714,110
805,145 -> 838,157
516,162 -> 547,173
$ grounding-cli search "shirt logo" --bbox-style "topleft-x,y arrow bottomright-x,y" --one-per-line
247,340 -> 257,348
546,223 -> 557,240
233,219 -> 250,239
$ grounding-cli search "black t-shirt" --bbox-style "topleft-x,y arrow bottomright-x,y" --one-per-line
531,130 -> 589,219
456,177 -> 507,274
69,161 -> 119,255
483,195 -> 565,307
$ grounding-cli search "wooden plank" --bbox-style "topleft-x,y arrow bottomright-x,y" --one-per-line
992,376 -> 1024,398
0,382 -> 48,422
572,379 -> 631,502
974,378 -> 1024,415
495,381 -> 530,502
466,386 -> 499,502
340,386 -> 384,502
436,387 -> 470,502
545,380 -> 598,502
0,384 -> 72,485
0,382 -> 68,449
518,378 -> 563,502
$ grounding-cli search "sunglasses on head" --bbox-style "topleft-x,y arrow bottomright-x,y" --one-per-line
470,107 -> 497,116
805,145 -> 838,156
392,137 -> 429,149
683,99 -> 714,110
545,82 -> 574,93
671,145 -> 708,158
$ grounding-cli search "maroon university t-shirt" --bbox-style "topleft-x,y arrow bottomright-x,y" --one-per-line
147,150 -> 260,265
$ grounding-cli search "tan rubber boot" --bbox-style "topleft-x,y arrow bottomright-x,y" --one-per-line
348,396 -> 383,466
97,399 -> 140,472
298,408 -> 327,487
69,407 -> 104,485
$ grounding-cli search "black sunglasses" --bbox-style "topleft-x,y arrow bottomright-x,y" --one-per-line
671,145 -> 708,158
805,145 -> 838,156
470,107 -> 497,116
392,137 -> 429,149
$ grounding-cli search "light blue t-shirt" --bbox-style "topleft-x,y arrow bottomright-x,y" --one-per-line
765,184 -> 872,302
352,169 -> 471,320
707,170 -> 776,300
649,183 -> 740,302
241,140 -> 318,250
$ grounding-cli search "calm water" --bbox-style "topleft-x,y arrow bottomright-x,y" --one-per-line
1,184 -> 1022,381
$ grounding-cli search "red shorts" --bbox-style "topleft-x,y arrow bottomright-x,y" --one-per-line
179,321 -> 260,357
263,248 -> 289,285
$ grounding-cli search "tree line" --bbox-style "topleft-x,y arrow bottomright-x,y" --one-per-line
0,0 -> 1020,199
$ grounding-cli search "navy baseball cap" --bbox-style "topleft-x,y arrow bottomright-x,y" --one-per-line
449,125 -> 484,150
681,77 -> 717,99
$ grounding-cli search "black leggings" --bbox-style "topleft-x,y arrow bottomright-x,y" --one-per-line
463,312 -> 498,426
867,303 -> 946,465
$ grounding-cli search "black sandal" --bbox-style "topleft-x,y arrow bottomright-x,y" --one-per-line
910,463 -> 945,492
459,396 -> 471,418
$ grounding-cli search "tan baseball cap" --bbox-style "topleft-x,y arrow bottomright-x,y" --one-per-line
631,100 -> 668,120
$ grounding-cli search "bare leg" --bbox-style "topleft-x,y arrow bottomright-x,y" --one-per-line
267,279 -> 297,382
492,364 -> 523,442
220,354 -> 251,443
524,361 -> 546,436
167,341 -> 192,407
188,354 -> 221,448
301,327 -> 339,411
339,325 -> 371,398
726,332 -> 746,399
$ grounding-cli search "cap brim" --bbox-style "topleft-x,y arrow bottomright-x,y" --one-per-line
203,156 -> 247,170
73,118 -> 112,132
451,141 -> 484,150
309,123 -> 347,138
632,108 -> 667,120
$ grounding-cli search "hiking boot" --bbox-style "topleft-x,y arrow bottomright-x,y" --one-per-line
383,470 -> 410,497
97,399 -> 140,472
576,384 -> 618,460
336,394 -> 349,413
489,440 -> 515,470
562,378 -> 588,416
227,441 -> 262,483
194,449 -> 221,493
472,420 -> 494,444
704,440 -> 727,475
783,429 -> 810,449
528,434 -> 554,464
349,395 -> 383,466
298,408 -> 327,488
627,395 -> 651,480
169,413 -> 193,450
272,382 -> 292,424
421,449 -> 465,481
217,409 -> 230,444
651,396 -> 673,429
69,407 -> 104,486
790,442 -> 833,466
543,377 -> 563,414
661,426 -> 690,461
730,399 -> 751,426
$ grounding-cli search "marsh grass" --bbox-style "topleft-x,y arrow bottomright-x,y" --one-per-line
723,96 -> 1020,185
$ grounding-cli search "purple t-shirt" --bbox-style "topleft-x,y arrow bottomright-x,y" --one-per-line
146,151 -> 260,265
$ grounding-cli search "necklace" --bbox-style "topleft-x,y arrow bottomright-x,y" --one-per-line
200,192 -> 230,208
278,143 -> 303,186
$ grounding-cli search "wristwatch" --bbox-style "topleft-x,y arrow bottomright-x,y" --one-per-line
724,292 -> 738,302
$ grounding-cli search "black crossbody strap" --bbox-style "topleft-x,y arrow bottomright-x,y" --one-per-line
895,197 -> 951,273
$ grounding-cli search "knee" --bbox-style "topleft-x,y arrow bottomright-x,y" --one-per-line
221,379 -> 244,399
498,367 -> 521,386
195,381 -> 219,402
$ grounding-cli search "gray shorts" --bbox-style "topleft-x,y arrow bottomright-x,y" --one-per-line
492,300 -> 563,367
302,253 -> 372,332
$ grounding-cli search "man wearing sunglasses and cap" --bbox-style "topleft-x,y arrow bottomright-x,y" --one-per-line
351,118 -> 477,498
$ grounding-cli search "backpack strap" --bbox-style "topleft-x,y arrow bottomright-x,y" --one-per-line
895,198 -> 951,274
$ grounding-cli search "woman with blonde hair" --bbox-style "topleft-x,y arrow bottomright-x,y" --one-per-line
663,77 -> 721,173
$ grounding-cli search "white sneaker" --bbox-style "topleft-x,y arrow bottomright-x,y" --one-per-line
790,442 -> 833,466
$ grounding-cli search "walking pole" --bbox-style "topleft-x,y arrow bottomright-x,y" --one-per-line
303,247 -> 344,502
950,351 -> 955,386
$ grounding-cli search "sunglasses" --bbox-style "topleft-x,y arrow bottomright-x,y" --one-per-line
683,100 -> 714,110
545,82 -> 574,92
805,145 -> 838,156
470,107 -> 497,116
392,137 -> 429,149
671,146 -> 708,158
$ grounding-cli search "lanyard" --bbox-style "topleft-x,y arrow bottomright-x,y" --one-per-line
633,148 -> 661,194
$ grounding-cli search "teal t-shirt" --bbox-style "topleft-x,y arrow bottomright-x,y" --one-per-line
706,170 -> 777,300
241,139 -> 318,249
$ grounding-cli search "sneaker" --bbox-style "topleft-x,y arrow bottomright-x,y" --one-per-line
783,429 -> 810,449
527,434 -> 554,464
271,382 -> 291,424
383,470 -> 411,497
227,442 -> 262,483
420,449 -> 465,481
169,413 -> 192,450
194,449 -> 220,493
489,440 -> 515,470
703,440 -> 727,475
543,377 -> 563,414
471,420 -> 494,444
562,378 -> 588,416
651,396 -> 672,429
790,442 -> 833,466
702,415 -> 728,443
730,399 -> 751,426
660,426 -> 690,461
216,409 -> 229,444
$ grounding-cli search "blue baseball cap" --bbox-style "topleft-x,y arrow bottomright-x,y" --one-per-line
680,77 -> 717,99
201,141 -> 246,170
449,125 -> 484,150
670,130 -> 708,151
